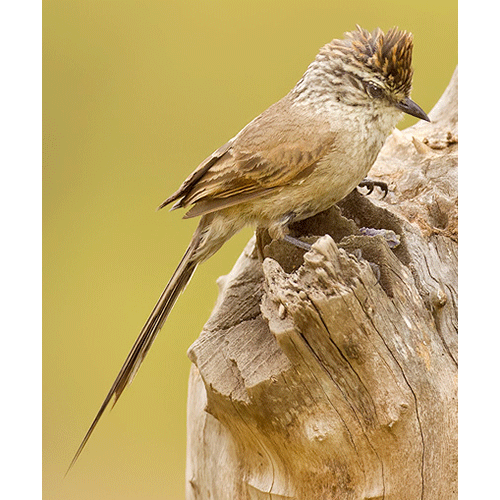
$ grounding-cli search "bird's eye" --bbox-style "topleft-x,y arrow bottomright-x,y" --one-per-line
365,82 -> 384,98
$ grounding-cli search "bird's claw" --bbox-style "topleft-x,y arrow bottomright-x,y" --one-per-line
358,178 -> 389,198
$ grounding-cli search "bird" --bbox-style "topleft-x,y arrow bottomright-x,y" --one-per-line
68,25 -> 430,472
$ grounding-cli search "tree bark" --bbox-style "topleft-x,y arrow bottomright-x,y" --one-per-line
185,68 -> 458,500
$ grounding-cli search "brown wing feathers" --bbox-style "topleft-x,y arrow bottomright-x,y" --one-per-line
160,99 -> 337,219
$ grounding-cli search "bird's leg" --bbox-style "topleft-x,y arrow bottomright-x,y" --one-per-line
358,177 -> 389,198
268,212 -> 313,252
283,234 -> 312,251
255,228 -> 270,261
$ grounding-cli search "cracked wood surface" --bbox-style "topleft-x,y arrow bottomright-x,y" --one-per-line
185,68 -> 458,500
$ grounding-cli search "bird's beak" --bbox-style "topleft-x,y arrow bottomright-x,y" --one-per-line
395,97 -> 430,122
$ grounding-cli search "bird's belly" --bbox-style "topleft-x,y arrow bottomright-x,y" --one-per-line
256,149 -> 373,223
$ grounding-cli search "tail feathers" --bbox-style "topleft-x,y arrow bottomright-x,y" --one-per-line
66,237 -> 200,475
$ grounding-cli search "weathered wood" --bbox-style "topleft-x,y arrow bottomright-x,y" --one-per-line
186,68 -> 458,500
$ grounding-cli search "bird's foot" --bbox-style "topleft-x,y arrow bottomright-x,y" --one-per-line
358,178 -> 389,198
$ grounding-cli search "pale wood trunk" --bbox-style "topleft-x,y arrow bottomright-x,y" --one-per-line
185,68 -> 458,500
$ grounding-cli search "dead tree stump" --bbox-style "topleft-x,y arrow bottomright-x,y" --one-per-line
185,68 -> 458,500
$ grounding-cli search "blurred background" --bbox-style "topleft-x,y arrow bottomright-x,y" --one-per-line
43,1 -> 457,498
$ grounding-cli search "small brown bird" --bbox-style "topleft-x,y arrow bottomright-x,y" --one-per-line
68,25 -> 429,471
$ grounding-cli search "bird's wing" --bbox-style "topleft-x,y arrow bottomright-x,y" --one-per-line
158,94 -> 338,218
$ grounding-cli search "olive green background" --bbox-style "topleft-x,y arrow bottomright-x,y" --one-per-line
43,1 -> 457,498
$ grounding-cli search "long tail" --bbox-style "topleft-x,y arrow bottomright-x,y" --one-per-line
66,229 -> 202,474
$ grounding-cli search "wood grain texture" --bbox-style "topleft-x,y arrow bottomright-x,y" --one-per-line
186,68 -> 458,500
